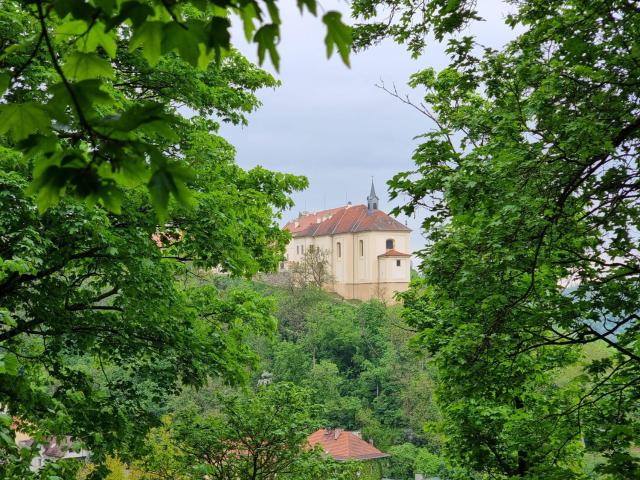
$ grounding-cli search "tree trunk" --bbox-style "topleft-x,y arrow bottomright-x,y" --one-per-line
514,396 -> 529,476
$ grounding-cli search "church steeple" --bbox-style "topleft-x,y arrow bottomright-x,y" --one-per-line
367,178 -> 379,214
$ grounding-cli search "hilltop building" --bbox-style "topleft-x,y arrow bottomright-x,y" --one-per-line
283,182 -> 411,302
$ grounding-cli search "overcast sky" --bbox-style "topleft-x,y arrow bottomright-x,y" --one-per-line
220,0 -> 519,254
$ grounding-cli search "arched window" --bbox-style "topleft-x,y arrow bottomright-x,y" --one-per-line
386,239 -> 394,250
337,242 -> 342,258
359,240 -> 364,257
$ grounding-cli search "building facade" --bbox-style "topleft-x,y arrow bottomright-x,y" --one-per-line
283,183 -> 411,302
14,429 -> 90,472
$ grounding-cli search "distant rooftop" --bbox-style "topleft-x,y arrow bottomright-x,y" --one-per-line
284,204 -> 410,238
308,428 -> 390,461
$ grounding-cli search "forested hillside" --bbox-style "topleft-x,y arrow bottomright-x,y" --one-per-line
73,275 -> 447,480
133,275 -> 628,480
235,278 -> 440,476
146,276 -> 449,480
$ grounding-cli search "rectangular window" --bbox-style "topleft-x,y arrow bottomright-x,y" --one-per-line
337,242 -> 341,258
396,259 -> 401,267
296,246 -> 299,254
359,240 -> 364,256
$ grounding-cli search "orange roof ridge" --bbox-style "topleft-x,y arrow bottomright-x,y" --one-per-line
378,249 -> 411,257
285,204 -> 410,238
307,429 -> 390,461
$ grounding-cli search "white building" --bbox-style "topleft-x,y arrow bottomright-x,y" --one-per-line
15,430 -> 90,471
284,182 -> 411,302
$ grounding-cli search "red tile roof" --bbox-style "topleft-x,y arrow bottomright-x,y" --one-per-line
285,205 -> 410,238
378,249 -> 411,257
308,429 -> 390,461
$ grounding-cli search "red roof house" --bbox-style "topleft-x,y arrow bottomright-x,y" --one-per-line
308,429 -> 390,461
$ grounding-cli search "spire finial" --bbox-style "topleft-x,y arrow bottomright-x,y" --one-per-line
367,178 -> 379,214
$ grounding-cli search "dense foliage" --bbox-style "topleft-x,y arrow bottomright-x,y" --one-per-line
4,0 -> 639,479
66,282 -> 440,480
219,280 -> 451,479
172,383 -> 323,479
374,0 -> 640,478
351,0 -> 479,58
0,0 -> 350,216
0,5 -> 309,477
156,382 -> 366,480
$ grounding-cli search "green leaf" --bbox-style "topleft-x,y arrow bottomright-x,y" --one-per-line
92,0 -> 118,15
148,160 -> 194,221
16,134 -> 59,159
88,181 -> 123,213
55,19 -> 88,36
0,413 -> 11,427
48,79 -> 113,121
63,52 -> 115,80
28,150 -> 94,212
322,12 -> 351,66
107,147 -> 150,185
297,0 -> 317,15
0,353 -> 18,376
264,0 -> 281,24
0,72 -> 9,95
53,0 -> 98,21
239,3 -> 258,42
81,22 -> 118,58
0,431 -> 14,447
161,22 -> 205,67
206,17 -> 232,61
254,24 -> 280,70
0,103 -> 51,141
129,21 -> 164,66
105,0 -> 154,29
95,103 -> 178,138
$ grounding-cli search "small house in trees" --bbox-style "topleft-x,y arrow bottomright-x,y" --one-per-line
14,430 -> 90,471
283,181 -> 411,302
308,428 -> 389,478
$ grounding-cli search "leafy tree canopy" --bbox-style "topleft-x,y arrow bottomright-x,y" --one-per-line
381,0 -> 640,478
351,0 -> 480,58
140,382 -> 363,480
0,5 -> 309,476
0,0 -> 350,217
